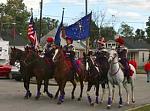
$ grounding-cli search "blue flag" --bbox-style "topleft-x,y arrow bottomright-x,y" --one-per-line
54,9 -> 64,46
54,22 -> 63,46
65,12 -> 92,40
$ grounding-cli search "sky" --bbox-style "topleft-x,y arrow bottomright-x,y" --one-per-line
1,0 -> 150,32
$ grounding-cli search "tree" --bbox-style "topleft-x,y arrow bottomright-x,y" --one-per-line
1,0 -> 30,39
90,20 -> 99,47
100,26 -> 116,40
34,17 -> 59,38
145,17 -> 150,43
135,28 -> 145,39
118,22 -> 134,37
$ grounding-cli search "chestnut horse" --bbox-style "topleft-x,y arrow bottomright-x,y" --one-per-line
52,47 -> 85,104
10,47 -> 54,99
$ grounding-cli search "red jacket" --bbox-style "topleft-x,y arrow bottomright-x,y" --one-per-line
144,62 -> 150,71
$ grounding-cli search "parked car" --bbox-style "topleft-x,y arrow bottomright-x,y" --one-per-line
11,61 -> 22,81
0,63 -> 11,78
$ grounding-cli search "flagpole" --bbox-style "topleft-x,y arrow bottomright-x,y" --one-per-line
85,0 -> 89,54
39,0 -> 43,43
62,8 -> 65,22
31,8 -> 33,16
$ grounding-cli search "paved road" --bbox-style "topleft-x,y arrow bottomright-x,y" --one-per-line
0,74 -> 150,111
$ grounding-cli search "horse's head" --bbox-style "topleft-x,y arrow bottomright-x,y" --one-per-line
83,51 -> 94,71
82,51 -> 97,81
10,47 -> 24,65
52,47 -> 64,63
23,47 -> 39,63
108,49 -> 118,63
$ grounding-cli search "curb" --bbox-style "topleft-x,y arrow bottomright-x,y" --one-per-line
126,104 -> 150,111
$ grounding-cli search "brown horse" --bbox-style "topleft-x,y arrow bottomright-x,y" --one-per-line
10,47 -> 54,99
52,47 -> 85,104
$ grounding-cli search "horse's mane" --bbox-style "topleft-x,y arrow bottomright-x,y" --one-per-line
57,46 -> 65,60
10,47 -> 25,58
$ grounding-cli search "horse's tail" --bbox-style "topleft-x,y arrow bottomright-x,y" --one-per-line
129,64 -> 136,79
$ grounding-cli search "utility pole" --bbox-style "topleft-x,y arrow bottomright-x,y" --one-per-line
0,8 -> 4,38
85,0 -> 89,54
39,0 -> 43,43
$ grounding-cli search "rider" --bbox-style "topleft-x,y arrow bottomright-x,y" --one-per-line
94,37 -> 109,81
63,36 -> 78,73
44,37 -> 57,59
95,37 -> 109,64
115,35 -> 130,83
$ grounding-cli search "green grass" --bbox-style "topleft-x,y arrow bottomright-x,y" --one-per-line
128,104 -> 150,111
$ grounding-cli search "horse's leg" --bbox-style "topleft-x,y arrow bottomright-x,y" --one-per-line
131,79 -> 135,103
100,83 -> 106,103
35,78 -> 42,100
118,83 -> 123,108
86,82 -> 93,106
78,75 -> 84,101
70,80 -> 76,99
95,82 -> 100,104
54,87 -> 60,99
44,79 -> 53,98
123,81 -> 130,105
57,81 -> 66,104
23,75 -> 31,99
107,82 -> 112,109
112,85 -> 115,103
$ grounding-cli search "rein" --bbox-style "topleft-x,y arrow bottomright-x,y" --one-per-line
21,59 -> 38,66
110,54 -> 120,76
21,50 -> 39,66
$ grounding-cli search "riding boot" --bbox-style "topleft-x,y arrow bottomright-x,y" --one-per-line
127,74 -> 130,83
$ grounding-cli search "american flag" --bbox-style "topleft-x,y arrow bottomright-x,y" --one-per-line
27,15 -> 38,49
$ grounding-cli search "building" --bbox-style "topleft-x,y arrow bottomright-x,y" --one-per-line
106,38 -> 150,67
0,35 -> 28,50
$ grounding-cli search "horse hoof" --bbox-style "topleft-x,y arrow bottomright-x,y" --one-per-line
118,104 -> 123,108
126,102 -> 130,105
72,96 -> 75,100
77,98 -> 81,101
132,100 -> 135,103
48,94 -> 53,99
107,105 -> 111,109
54,96 -> 58,99
57,101 -> 62,105
35,96 -> 40,100
99,101 -> 103,104
24,96 -> 28,99
95,101 -> 99,104
29,93 -> 32,98
90,102 -> 94,106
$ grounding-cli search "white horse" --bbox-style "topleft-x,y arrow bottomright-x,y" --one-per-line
107,49 -> 136,108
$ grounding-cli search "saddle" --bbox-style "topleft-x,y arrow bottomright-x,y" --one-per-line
119,62 -> 134,77
65,58 -> 81,74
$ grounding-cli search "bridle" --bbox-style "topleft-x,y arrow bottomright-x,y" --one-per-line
109,52 -> 120,76
21,50 -> 38,66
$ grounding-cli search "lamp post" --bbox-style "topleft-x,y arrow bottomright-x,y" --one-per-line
0,7 -> 4,38
85,0 -> 89,54
12,22 -> 16,41
39,0 -> 43,43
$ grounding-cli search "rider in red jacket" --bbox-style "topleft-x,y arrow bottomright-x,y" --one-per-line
115,35 -> 130,83
144,60 -> 150,83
